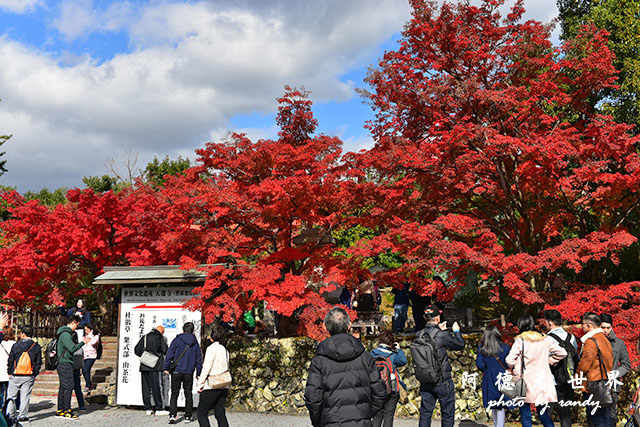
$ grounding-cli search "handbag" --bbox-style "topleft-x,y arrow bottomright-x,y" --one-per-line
498,340 -> 527,400
206,347 -> 232,389
207,371 -> 232,389
140,335 -> 160,369
587,338 -> 613,408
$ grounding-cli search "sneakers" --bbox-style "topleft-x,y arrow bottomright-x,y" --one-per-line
168,416 -> 176,424
17,417 -> 30,422
56,410 -> 78,420
155,410 -> 169,416
146,410 -> 154,416
184,416 -> 192,423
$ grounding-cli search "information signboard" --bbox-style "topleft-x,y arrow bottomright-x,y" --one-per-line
116,286 -> 202,407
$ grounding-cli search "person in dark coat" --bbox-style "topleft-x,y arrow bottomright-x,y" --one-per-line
392,283 -> 410,333
162,322 -> 203,424
476,325 -> 511,427
134,325 -> 169,416
600,313 -> 631,427
60,299 -> 91,340
418,304 -> 465,427
304,307 -> 386,427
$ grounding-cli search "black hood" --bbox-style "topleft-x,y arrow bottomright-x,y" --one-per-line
316,333 -> 365,362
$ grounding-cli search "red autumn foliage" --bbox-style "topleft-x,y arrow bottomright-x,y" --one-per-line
345,0 -> 640,353
158,87 -> 353,339
0,186 -> 177,306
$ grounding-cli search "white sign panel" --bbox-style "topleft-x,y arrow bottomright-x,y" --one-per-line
117,286 -> 202,407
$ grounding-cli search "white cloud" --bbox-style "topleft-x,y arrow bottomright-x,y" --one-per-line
0,0 -> 411,191
0,0 -> 40,14
53,0 -> 98,42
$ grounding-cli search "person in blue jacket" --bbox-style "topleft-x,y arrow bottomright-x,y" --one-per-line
476,324 -> 511,427
370,330 -> 407,427
60,299 -> 90,340
163,322 -> 203,424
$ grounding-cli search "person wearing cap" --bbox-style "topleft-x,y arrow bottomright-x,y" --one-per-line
418,304 -> 465,427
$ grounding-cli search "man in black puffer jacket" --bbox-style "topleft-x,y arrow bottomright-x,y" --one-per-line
305,307 -> 386,427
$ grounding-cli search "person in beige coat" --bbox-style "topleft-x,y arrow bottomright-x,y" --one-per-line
196,331 -> 229,427
506,314 -> 567,427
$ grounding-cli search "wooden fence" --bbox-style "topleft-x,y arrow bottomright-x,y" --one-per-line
4,308 -> 116,339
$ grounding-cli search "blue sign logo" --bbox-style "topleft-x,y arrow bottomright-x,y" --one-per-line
163,318 -> 177,329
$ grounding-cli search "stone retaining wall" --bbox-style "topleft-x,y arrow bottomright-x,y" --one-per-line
224,334 -> 488,421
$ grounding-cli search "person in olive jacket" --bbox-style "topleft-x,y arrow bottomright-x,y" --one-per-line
134,325 -> 169,415
304,307 -> 386,427
56,316 -> 90,419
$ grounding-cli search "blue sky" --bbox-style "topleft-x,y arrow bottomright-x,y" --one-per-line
0,0 -> 558,192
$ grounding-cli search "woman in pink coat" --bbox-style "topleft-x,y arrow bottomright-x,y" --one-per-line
506,315 -> 567,427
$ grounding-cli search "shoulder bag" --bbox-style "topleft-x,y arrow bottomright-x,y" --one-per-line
499,340 -> 527,400
140,335 -> 160,369
167,342 -> 191,374
587,338 -> 613,408
207,346 -> 232,389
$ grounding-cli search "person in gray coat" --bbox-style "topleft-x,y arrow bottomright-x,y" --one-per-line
600,313 -> 631,427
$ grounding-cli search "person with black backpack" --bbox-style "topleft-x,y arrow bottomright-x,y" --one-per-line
6,325 -> 41,422
543,309 -> 579,427
370,330 -> 407,427
412,304 -> 464,427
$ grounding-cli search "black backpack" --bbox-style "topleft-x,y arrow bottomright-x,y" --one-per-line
410,328 -> 443,384
45,330 -> 71,371
548,332 -> 579,384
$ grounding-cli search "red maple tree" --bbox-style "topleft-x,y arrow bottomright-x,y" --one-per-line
346,0 -> 640,352
159,87 -> 354,339
0,186 -> 177,315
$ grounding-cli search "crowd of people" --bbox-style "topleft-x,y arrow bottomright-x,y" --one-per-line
0,295 -> 636,427
304,305 -> 636,427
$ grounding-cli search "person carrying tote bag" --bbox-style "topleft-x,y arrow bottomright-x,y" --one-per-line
196,332 -> 230,427
506,315 -> 567,427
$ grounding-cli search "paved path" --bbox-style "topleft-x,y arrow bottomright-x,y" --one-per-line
21,398 -> 496,426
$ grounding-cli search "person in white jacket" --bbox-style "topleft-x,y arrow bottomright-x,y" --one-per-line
196,332 -> 229,427
82,324 -> 100,393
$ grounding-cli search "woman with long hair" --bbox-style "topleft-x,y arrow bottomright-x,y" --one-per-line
476,324 -> 510,427
506,314 -> 567,427
196,328 -> 230,427
82,324 -> 100,393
